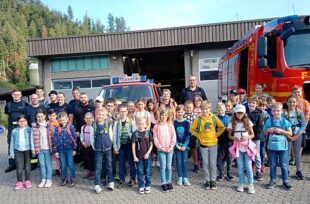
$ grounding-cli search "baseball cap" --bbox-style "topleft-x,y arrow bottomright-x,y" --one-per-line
234,104 -> 246,113
237,88 -> 246,94
229,89 -> 238,95
95,96 -> 104,102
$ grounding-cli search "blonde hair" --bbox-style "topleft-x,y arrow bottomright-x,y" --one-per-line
271,102 -> 283,110
98,107 -> 108,114
216,102 -> 226,111
201,101 -> 212,109
158,108 -> 171,122
84,112 -> 94,119
57,112 -> 69,121
162,89 -> 171,95
176,104 -> 185,112
136,117 -> 146,125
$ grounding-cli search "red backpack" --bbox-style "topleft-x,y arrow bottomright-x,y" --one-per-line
57,125 -> 77,146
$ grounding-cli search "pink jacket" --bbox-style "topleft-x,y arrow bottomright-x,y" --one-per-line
153,122 -> 176,151
229,140 -> 257,161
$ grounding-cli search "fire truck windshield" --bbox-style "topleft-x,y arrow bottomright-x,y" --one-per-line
284,30 -> 310,68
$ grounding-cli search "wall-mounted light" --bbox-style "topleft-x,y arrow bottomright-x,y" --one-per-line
112,56 -> 117,60
190,50 -> 194,57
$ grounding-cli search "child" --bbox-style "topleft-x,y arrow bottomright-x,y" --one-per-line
80,112 -> 95,180
190,101 -> 225,190
193,95 -> 202,116
253,83 -> 269,98
228,104 -> 256,194
10,115 -> 34,190
247,97 -> 264,181
216,102 -> 234,181
146,99 -> 159,167
229,89 -> 239,107
153,109 -> 176,192
283,95 -> 306,180
174,105 -> 191,186
113,105 -> 136,188
184,100 -> 199,173
127,101 -> 136,120
225,100 -> 234,117
238,88 -> 248,107
133,98 -> 151,130
32,109 -> 53,188
132,118 -> 153,194
264,102 -> 293,190
93,108 -> 114,194
52,112 -> 78,187
47,109 -> 60,177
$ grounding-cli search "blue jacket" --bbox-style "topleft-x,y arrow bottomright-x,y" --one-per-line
52,124 -> 77,153
94,120 -> 113,152
217,114 -> 231,144
10,127 -> 34,158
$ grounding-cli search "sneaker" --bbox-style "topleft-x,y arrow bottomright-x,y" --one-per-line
15,182 -> 23,190
5,165 -> 16,173
177,177 -> 183,186
25,180 -> 32,189
226,174 -> 235,181
255,172 -> 264,181
237,184 -> 244,192
138,188 -> 144,194
283,181 -> 293,190
88,172 -> 95,180
55,170 -> 61,177
210,181 -> 217,190
68,179 -> 76,188
117,181 -> 125,188
155,161 -> 160,167
289,158 -> 295,165
296,171 -> 304,180
166,183 -> 173,191
161,184 -> 168,193
204,181 -> 210,190
151,161 -> 156,167
94,185 -> 102,194
248,184 -> 255,194
44,180 -> 53,188
107,182 -> 114,190
183,178 -> 191,186
266,180 -> 276,189
60,178 -> 67,186
128,179 -> 136,187
144,186 -> 151,194
194,164 -> 200,173
38,179 -> 46,188
216,174 -> 224,181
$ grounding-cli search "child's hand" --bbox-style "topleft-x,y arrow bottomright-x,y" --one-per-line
72,151 -> 76,156
134,157 -> 139,162
233,136 -> 240,141
32,150 -> 36,156
274,128 -> 282,134
267,128 -> 274,133
242,136 -> 249,141
114,149 -> 119,154
55,152 -> 59,159
181,146 -> 186,151
77,132 -> 80,137
144,153 -> 150,159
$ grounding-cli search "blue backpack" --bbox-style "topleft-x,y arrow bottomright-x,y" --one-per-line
267,118 -> 288,151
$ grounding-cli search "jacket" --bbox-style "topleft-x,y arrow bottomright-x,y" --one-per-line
10,127 -> 34,158
80,124 -> 95,149
153,122 -> 176,151
32,123 -> 53,154
248,108 -> 264,140
179,86 -> 207,104
52,124 -> 77,153
93,120 -> 113,151
190,113 -> 225,147
229,140 -> 257,161
113,118 -> 136,151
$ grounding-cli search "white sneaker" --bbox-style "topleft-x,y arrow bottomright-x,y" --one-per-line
151,161 -> 156,167
183,178 -> 191,186
155,161 -> 160,167
237,184 -> 244,192
177,177 -> 183,186
248,184 -> 255,194
144,186 -> 151,194
107,182 -> 114,190
38,179 -> 46,188
44,179 -> 53,188
138,188 -> 144,194
94,185 -> 102,194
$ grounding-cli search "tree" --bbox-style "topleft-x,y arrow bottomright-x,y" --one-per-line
115,17 -> 128,32
67,5 -> 73,20
107,13 -> 115,32
95,18 -> 104,33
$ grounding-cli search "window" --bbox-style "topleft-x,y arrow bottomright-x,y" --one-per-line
73,80 -> 91,88
199,58 -> 219,81
53,78 -> 110,90
200,70 -> 218,80
92,79 -> 110,87
51,55 -> 109,72
54,81 -> 72,90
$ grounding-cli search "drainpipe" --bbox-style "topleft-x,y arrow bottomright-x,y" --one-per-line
190,50 -> 194,75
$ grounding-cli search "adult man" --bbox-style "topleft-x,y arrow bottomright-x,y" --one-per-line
54,92 -> 73,122
4,89 -> 29,173
69,87 -> 81,112
179,75 -> 207,104
47,90 -> 58,111
24,94 -> 46,126
35,86 -> 48,107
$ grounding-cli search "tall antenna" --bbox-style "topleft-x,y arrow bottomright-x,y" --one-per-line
292,4 -> 296,14
236,13 -> 239,21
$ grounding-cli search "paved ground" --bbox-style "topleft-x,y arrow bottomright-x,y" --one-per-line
0,131 -> 310,204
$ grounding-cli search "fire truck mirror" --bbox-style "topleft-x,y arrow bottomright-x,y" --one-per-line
258,58 -> 268,68
280,27 -> 295,40
257,37 -> 267,57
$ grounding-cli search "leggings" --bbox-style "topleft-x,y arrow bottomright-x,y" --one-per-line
287,135 -> 303,172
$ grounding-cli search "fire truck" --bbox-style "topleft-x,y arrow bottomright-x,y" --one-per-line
98,74 -> 162,104
218,15 -> 310,102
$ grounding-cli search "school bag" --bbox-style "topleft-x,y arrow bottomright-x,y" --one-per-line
134,130 -> 150,151
57,125 -> 77,146
194,115 -> 217,133
267,118 -> 288,151
283,109 -> 302,135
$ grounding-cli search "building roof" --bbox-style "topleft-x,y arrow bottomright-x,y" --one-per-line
27,17 -> 273,57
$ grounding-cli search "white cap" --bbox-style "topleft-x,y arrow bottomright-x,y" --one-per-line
234,104 -> 246,113
95,96 -> 104,102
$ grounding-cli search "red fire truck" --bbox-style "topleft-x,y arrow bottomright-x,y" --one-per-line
218,15 -> 310,102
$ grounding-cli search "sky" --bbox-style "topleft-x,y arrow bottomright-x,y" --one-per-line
41,0 -> 309,30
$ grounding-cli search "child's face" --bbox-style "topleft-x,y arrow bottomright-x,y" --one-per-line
106,102 -> 114,113
176,109 -> 185,119
217,106 -> 225,116
248,101 -> 257,111
36,113 -> 46,123
292,89 -> 302,99
48,113 -> 57,122
255,85 -> 263,93
201,107 -> 211,116
194,99 -> 202,108
98,111 -> 108,121
260,104 -> 267,111
225,103 -> 233,112
119,107 -> 128,119
271,107 -> 282,118
239,94 -> 246,101
18,118 -> 27,128
235,112 -> 244,120
84,115 -> 94,125
159,113 -> 168,123
287,98 -> 297,109
147,103 -> 154,111
137,101 -> 145,111
185,104 -> 194,113
127,103 -> 135,112
137,120 -> 146,131
95,101 -> 103,108
58,116 -> 68,126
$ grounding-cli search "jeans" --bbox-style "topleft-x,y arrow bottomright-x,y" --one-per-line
260,141 -> 267,165
157,151 -> 173,184
95,149 -> 113,185
253,140 -> 261,173
119,144 -> 136,181
200,145 -> 217,182
288,135 -> 303,172
269,150 -> 289,182
85,147 -> 95,172
15,150 -> 31,182
236,151 -> 253,185
136,158 -> 152,189
38,150 -> 52,180
175,149 -> 188,178
59,149 -> 76,179
217,143 -> 232,176
7,125 -> 17,166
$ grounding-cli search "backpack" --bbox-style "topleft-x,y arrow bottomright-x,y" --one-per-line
57,125 -> 77,146
267,118 -> 288,151
283,109 -> 302,134
194,115 -> 217,133
134,130 -> 150,151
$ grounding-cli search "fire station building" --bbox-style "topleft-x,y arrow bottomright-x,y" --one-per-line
27,18 -> 269,104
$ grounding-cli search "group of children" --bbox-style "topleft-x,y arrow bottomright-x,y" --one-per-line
9,84 -> 308,195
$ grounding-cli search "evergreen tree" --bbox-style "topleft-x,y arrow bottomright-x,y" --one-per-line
107,13 -> 115,32
67,5 -> 73,20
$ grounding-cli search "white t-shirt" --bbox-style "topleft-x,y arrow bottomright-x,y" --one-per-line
228,121 -> 253,152
133,110 -> 151,121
